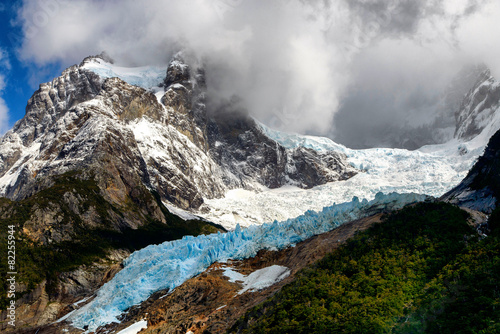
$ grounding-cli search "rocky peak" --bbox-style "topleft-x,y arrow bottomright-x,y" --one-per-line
16,66 -> 103,146
455,67 -> 500,140
79,51 -> 115,68
164,53 -> 192,89
161,53 -> 210,152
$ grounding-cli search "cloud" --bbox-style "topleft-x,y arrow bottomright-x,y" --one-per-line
330,0 -> 500,147
0,95 -> 9,134
13,0 -> 499,143
455,1 -> 500,78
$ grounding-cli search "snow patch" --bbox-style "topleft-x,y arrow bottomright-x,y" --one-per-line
117,320 -> 148,334
163,201 -> 202,221
0,141 -> 41,194
223,265 -> 291,294
73,297 -> 90,307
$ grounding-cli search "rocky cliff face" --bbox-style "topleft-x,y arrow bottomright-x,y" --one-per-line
0,250 -> 129,333
454,68 -> 500,141
442,128 -> 500,212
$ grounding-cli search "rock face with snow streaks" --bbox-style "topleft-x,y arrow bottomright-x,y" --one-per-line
442,128 -> 500,212
455,67 -> 500,141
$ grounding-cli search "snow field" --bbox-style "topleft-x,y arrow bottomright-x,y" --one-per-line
198,123 -> 488,228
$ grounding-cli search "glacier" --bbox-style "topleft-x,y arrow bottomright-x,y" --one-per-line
68,192 -> 428,331
198,122 -> 490,228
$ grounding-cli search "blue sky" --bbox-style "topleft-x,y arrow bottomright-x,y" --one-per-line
0,1 -> 64,131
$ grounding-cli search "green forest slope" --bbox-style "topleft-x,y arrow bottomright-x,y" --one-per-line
233,202 -> 500,333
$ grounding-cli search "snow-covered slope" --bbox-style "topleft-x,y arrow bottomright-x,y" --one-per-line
442,127 -> 500,212
68,192 -> 428,331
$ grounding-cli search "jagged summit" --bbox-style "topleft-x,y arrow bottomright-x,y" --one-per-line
80,51 -> 115,67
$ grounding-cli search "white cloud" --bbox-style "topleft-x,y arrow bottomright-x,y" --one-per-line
15,0 -> 353,134
455,1 -> 500,78
13,0 -> 499,138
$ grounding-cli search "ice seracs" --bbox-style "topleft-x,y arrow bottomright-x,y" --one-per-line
199,121 -> 490,228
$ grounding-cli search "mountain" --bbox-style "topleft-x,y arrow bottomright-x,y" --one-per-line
333,64 -> 495,150
415,63 -> 500,149
0,53 -> 356,211
2,50 -> 500,333
454,67 -> 500,141
0,52 -> 356,332
439,68 -> 500,213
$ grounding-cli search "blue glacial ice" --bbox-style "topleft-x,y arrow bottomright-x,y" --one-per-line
68,192 -> 429,331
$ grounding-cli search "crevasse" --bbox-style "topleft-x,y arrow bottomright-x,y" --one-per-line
68,192 -> 428,331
